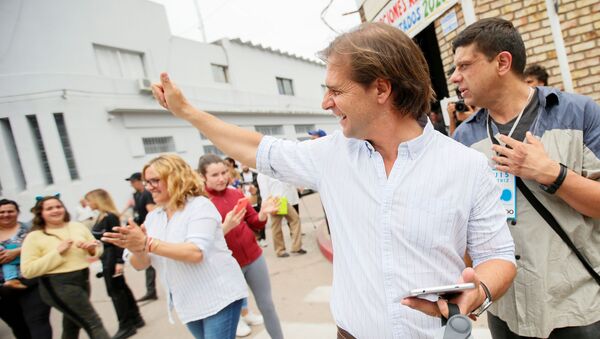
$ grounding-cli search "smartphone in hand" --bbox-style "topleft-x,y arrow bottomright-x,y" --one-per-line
234,197 -> 249,213
408,282 -> 476,298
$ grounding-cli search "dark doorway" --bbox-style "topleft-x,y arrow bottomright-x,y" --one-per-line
413,23 -> 448,113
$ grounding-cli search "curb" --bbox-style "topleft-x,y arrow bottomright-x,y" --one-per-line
316,222 -> 333,263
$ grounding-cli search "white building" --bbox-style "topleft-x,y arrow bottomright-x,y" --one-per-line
0,0 -> 337,217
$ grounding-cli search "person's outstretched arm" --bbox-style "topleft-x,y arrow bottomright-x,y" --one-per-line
152,72 -> 262,167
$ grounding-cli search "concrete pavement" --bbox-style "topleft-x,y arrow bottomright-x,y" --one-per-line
1,193 -> 491,338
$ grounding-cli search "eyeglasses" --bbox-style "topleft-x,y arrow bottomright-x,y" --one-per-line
143,178 -> 161,188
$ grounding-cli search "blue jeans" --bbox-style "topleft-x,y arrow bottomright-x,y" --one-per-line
186,299 -> 243,339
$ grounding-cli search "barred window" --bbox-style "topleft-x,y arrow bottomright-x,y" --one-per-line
255,125 -> 283,136
27,115 -> 53,184
0,118 -> 26,190
203,145 -> 225,156
276,77 -> 294,95
294,124 -> 315,134
54,113 -> 79,180
142,136 -> 176,154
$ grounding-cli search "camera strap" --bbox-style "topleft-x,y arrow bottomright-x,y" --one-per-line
441,303 -> 461,327
515,177 -> 600,286
487,117 -> 600,286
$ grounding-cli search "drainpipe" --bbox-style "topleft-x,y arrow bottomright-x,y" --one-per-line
545,0 -> 574,92
460,0 -> 476,25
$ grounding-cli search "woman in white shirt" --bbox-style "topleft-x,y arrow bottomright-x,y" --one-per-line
102,154 -> 247,339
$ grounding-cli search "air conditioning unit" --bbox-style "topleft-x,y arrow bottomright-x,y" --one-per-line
137,78 -> 153,93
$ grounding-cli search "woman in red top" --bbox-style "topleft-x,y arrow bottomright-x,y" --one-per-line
198,154 -> 284,339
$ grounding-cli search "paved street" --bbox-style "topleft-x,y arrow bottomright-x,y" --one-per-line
1,193 -> 492,338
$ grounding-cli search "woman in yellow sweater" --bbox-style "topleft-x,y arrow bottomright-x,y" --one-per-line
20,195 -> 110,339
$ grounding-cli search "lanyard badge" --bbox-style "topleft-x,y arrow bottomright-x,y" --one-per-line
485,88 -> 533,221
492,169 -> 517,220
487,121 -> 519,221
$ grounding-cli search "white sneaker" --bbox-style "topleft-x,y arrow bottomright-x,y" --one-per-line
236,317 -> 251,337
258,239 -> 268,248
243,311 -> 264,326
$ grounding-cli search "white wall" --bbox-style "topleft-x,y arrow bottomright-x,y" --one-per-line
0,0 -> 337,219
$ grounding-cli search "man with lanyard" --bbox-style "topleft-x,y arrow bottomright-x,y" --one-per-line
452,18 -> 600,338
150,22 -> 517,338
125,172 -> 158,302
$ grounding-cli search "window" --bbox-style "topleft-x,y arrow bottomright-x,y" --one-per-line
142,136 -> 176,154
203,145 -> 225,156
0,118 -> 27,190
276,77 -> 294,95
255,125 -> 284,136
94,44 -> 146,79
27,115 -> 53,185
211,64 -> 229,83
53,113 -> 80,180
294,124 -> 315,134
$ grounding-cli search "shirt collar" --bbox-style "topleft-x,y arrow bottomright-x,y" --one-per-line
535,86 -> 560,108
467,86 -> 560,126
363,120 -> 434,160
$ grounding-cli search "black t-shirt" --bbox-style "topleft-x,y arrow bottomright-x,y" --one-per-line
91,212 -> 124,264
91,212 -> 120,240
492,88 -> 540,142
133,190 -> 154,225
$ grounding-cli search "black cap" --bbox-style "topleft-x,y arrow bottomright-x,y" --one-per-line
125,172 -> 142,181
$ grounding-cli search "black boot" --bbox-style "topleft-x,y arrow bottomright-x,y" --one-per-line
133,316 -> 146,329
112,326 -> 137,339
136,292 -> 158,302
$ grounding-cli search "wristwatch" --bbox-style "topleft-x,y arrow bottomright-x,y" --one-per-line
470,282 -> 493,317
539,163 -> 568,194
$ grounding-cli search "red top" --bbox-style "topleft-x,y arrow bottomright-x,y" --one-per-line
207,187 -> 265,267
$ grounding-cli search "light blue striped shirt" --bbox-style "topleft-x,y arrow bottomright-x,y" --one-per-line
257,122 -> 515,339
126,196 -> 247,324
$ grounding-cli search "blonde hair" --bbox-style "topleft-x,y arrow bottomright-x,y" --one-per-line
85,189 -> 119,218
143,154 -> 206,210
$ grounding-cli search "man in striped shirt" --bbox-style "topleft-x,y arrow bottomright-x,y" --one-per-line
151,22 -> 517,339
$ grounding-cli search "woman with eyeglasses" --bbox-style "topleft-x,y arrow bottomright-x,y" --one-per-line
20,195 -> 110,339
102,154 -> 247,339
85,189 -> 144,339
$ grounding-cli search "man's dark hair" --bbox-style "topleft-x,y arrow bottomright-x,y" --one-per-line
452,18 -> 526,75
524,64 -> 549,86
0,199 -> 19,213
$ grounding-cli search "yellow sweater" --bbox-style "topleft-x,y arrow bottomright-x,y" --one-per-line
21,222 -> 103,279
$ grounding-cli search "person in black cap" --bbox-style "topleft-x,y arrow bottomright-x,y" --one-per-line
125,172 -> 158,302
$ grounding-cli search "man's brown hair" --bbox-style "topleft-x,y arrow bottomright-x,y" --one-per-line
319,22 -> 434,119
